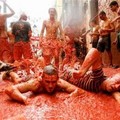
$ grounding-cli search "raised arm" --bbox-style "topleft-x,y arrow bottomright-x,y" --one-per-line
1,0 -> 15,17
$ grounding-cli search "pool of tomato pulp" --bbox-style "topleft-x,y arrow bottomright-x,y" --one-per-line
0,68 -> 120,120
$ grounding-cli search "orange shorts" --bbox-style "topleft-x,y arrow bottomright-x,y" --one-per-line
13,41 -> 32,61
40,38 -> 61,57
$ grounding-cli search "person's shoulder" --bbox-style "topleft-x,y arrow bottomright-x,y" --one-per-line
107,18 -> 112,23
25,21 -> 31,25
90,48 -> 99,52
43,20 -> 47,23
0,14 -> 6,18
57,21 -> 61,25
88,48 -> 100,56
57,78 -> 62,84
12,20 -> 20,26
13,20 -> 20,23
57,78 -> 66,86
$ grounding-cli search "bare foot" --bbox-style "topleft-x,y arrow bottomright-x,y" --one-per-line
112,92 -> 120,104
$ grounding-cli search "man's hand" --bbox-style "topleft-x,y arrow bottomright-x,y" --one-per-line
23,98 -> 31,105
69,88 -> 85,98
63,89 -> 85,104
72,71 -> 81,79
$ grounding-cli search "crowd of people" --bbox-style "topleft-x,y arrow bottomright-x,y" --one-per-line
0,0 -> 120,104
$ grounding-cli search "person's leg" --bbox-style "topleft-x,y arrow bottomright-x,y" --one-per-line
9,71 -> 23,83
23,42 -> 32,59
117,32 -> 120,52
2,50 -> 13,63
54,40 -> 61,68
13,42 -> 22,61
107,50 -> 113,66
105,34 -> 113,66
42,46 -> 52,65
54,49 -> 59,68
60,56 -> 70,71
97,37 -> 105,66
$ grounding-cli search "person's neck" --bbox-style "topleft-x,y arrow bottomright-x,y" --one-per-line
103,17 -> 108,21
50,17 -> 55,21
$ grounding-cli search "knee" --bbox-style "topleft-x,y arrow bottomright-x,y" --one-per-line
5,86 -> 15,96
2,72 -> 10,80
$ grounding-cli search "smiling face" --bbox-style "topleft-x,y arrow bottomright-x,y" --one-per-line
42,73 -> 58,93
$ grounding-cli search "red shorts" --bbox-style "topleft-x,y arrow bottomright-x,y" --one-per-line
40,38 -> 61,57
13,41 -> 32,61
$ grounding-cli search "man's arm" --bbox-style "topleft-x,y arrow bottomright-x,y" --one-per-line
89,25 -> 100,36
57,79 -> 85,97
102,21 -> 115,33
2,0 -> 15,18
111,16 -> 120,23
81,29 -> 91,37
40,20 -> 46,38
108,22 -> 115,32
5,79 -> 40,104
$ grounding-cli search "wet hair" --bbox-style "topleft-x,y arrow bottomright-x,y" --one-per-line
43,64 -> 58,76
109,1 -> 118,7
19,13 -> 27,21
48,8 -> 57,14
99,10 -> 106,15
96,45 -> 104,53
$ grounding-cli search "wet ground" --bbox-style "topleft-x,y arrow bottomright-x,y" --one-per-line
0,68 -> 120,120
